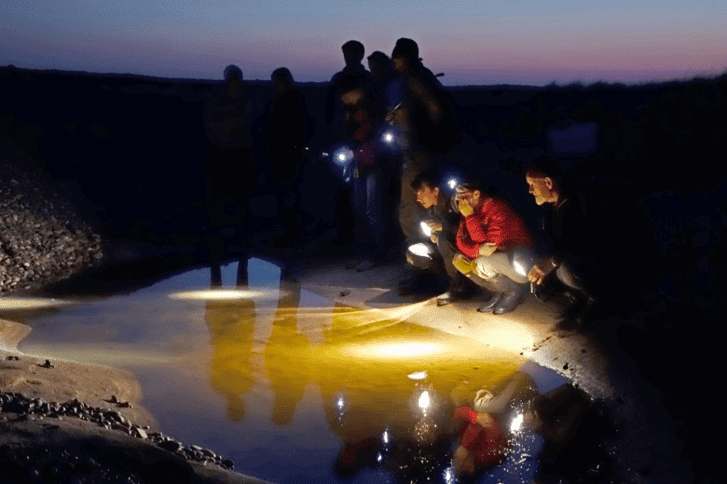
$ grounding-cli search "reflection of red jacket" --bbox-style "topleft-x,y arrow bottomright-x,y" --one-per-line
455,407 -> 508,468
456,198 -> 534,259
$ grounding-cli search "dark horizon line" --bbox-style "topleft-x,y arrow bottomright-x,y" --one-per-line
3,64 -> 726,91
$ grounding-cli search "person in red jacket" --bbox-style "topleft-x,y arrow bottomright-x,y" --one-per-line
452,182 -> 536,314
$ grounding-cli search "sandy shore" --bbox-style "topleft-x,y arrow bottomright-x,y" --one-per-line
0,318 -> 272,484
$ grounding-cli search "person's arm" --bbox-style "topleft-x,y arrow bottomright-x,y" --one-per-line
456,219 -> 480,259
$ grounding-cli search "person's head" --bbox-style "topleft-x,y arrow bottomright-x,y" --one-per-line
223,64 -> 243,94
391,38 -> 419,73
271,67 -> 294,95
367,51 -> 391,79
411,168 -> 441,209
454,180 -> 487,211
525,157 -> 562,206
342,40 -> 365,66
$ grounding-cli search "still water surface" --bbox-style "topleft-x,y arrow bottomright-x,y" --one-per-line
10,258 -> 574,484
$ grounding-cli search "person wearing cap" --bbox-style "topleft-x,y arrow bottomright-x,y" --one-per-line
387,38 -> 458,244
203,64 -> 258,283
453,181 -> 536,315
525,157 -> 597,328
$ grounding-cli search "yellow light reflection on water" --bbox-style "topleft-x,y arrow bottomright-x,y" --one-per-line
375,342 -> 440,357
168,288 -> 281,301
0,298 -> 69,310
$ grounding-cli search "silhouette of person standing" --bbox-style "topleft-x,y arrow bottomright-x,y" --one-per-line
203,65 -> 257,275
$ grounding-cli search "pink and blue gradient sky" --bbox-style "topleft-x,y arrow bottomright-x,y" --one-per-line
2,0 -> 726,86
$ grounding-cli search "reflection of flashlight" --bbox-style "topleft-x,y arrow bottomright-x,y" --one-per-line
510,412 -> 524,433
420,221 -> 432,237
418,391 -> 431,413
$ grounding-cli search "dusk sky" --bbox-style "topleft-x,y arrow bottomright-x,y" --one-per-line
2,0 -> 726,86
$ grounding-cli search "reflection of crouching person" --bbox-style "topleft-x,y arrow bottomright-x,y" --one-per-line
453,182 -> 536,314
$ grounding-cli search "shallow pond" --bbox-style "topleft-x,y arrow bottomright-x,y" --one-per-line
5,258 -> 595,484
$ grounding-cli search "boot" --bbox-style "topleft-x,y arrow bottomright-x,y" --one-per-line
436,275 -> 470,306
473,274 -> 510,313
493,277 -> 529,315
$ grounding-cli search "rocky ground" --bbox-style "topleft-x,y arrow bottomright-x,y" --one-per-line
0,137 -> 103,296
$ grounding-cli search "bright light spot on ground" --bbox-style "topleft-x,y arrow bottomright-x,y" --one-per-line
168,288 -> 280,301
408,243 -> 433,258
511,413 -> 524,432
0,298 -> 69,310
376,342 -> 439,357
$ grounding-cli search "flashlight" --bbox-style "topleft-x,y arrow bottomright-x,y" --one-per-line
447,177 -> 459,190
408,243 -> 433,258
383,131 -> 395,143
333,147 -> 353,165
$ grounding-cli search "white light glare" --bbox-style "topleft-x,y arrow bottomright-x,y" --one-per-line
337,152 -> 347,162
382,430 -> 389,444
418,391 -> 431,411
420,221 -> 432,237
337,397 -> 345,410
408,243 -> 432,258
513,260 -> 527,277
510,413 -> 524,433
383,132 -> 394,143
447,178 -> 458,190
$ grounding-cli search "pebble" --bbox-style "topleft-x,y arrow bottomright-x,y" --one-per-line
0,391 -> 233,474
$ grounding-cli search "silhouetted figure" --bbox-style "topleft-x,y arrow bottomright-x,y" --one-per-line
452,181 -> 537,315
335,76 -> 393,271
263,67 -> 309,248
325,40 -> 373,246
525,157 -> 597,329
205,298 -> 257,422
387,38 -> 460,246
203,65 -> 257,273
264,282 -> 311,426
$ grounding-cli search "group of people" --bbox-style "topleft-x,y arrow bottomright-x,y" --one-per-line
409,160 -> 597,326
202,37 -> 597,327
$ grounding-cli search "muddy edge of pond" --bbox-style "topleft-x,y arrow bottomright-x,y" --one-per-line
0,319 -> 272,484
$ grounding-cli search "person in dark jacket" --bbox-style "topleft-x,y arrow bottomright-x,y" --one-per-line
525,157 -> 597,328
410,167 -> 473,305
264,67 -> 309,247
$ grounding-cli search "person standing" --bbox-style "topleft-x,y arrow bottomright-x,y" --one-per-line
203,64 -> 257,284
264,67 -> 309,248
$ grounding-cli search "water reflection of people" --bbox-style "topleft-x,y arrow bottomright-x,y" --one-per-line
205,298 -> 256,421
263,282 -> 312,426
450,371 -> 538,478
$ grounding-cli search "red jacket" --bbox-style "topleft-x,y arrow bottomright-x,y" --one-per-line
456,198 -> 534,259
454,406 -> 508,468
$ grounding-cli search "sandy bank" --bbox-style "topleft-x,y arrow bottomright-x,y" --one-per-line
0,318 -> 272,484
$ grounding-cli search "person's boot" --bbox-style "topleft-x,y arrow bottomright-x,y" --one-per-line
474,274 -> 510,313
493,277 -> 529,315
436,276 -> 469,306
